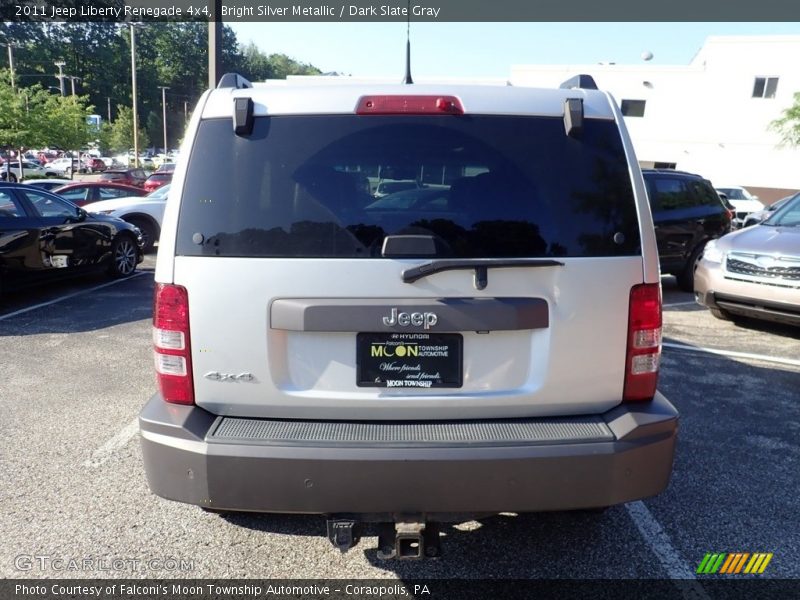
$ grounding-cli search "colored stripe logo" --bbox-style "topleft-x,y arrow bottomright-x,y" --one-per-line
697,553 -> 773,574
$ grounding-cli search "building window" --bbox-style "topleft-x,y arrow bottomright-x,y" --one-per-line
621,100 -> 646,117
752,77 -> 779,98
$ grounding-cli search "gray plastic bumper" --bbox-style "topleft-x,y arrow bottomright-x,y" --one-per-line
139,393 -> 678,514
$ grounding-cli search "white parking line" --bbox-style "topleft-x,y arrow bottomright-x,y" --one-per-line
0,272 -> 148,322
625,502 -> 710,599
663,342 -> 800,368
663,301 -> 698,308
83,417 -> 139,468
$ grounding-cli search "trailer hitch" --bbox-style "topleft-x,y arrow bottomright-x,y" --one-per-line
377,521 -> 441,560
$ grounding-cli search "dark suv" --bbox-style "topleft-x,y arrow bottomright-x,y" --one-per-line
642,169 -> 731,291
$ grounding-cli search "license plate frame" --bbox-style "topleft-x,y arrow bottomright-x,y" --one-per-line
356,332 -> 463,388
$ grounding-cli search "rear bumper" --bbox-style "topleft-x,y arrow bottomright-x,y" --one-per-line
139,393 -> 678,515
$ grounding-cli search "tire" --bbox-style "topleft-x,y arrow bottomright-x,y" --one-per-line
676,243 -> 706,293
107,235 -> 139,277
126,217 -> 157,253
7,173 -> 17,183
710,307 -> 733,321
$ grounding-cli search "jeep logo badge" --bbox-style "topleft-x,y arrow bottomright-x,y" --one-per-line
382,308 -> 438,329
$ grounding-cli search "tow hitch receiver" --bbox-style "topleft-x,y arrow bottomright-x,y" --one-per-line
377,521 -> 441,560
326,518 -> 360,553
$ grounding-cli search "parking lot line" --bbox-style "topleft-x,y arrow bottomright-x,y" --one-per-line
663,301 -> 698,308
663,341 -> 800,368
83,417 -> 139,468
0,272 -> 148,322
625,502 -> 710,598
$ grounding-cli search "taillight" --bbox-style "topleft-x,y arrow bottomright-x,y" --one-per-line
623,283 -> 662,402
356,95 -> 464,115
153,283 -> 194,405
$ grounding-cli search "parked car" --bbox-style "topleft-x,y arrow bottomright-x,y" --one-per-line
22,178 -> 74,191
156,162 -> 176,173
742,193 -> 796,227
373,178 -> 422,198
715,186 -> 764,229
0,181 -> 143,298
139,74 -> 678,557
44,157 -> 82,176
142,171 -> 173,193
82,157 -> 107,173
52,182 -> 146,207
98,168 -> 148,188
695,191 -> 800,326
0,160 -> 49,182
84,183 -> 170,253
643,169 -> 732,292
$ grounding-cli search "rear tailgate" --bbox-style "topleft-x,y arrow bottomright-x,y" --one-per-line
175,255 -> 642,419
167,91 -> 648,421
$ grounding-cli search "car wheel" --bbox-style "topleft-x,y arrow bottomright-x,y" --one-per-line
127,217 -> 157,253
7,173 -> 17,183
710,307 -> 733,321
108,235 -> 139,277
676,243 -> 706,293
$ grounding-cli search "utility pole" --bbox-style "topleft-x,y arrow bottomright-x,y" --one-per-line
67,75 -> 80,96
5,43 -> 15,92
107,97 -> 112,123
208,0 -> 223,88
130,24 -> 139,168
55,60 -> 66,96
159,86 -> 169,154
184,100 -> 188,123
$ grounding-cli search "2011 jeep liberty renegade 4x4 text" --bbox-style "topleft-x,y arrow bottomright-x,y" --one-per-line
140,73 -> 677,558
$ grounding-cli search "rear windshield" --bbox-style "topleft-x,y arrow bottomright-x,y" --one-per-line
177,115 -> 640,258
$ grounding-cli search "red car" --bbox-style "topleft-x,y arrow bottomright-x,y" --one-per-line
82,157 -> 107,173
143,171 -> 173,193
52,182 -> 147,207
98,168 -> 148,188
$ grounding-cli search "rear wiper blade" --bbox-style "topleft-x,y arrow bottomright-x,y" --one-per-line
402,258 -> 564,290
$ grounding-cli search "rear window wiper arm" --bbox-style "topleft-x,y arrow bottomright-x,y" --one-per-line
402,258 -> 565,290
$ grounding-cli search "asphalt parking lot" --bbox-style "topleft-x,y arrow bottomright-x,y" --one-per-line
1,260 -> 798,586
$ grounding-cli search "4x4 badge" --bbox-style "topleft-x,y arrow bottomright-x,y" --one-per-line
204,372 -> 255,382
382,308 -> 438,329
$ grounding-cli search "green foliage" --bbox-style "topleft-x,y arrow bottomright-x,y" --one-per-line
0,23 -> 324,152
770,91 -> 800,147
0,70 -> 92,154
238,42 -> 322,80
39,93 -> 95,152
107,105 -> 149,154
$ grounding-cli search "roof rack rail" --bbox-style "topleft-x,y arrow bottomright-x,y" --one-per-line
559,74 -> 598,90
217,73 -> 253,90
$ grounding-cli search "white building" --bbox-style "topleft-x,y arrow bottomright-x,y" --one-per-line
510,35 -> 800,202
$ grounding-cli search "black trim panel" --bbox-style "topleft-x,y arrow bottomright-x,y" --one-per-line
270,297 -> 549,332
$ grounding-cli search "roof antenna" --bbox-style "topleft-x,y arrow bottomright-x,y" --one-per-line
403,0 -> 413,84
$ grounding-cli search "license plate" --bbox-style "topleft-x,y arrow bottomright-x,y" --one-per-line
357,332 -> 462,388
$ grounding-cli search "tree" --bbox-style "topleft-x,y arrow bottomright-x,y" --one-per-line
0,73 -> 53,179
107,105 -> 149,154
770,92 -> 800,147
39,93 -> 95,155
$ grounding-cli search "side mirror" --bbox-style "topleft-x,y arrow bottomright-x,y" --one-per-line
76,207 -> 87,221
